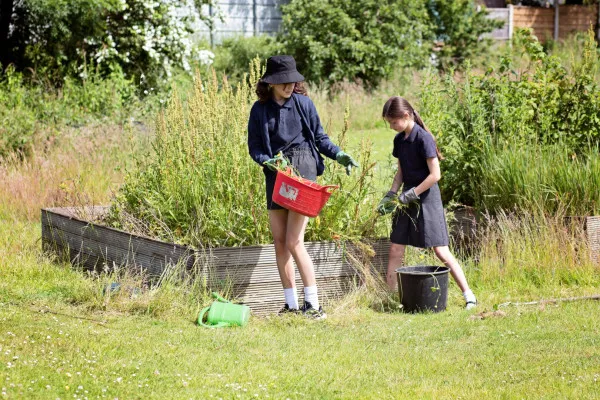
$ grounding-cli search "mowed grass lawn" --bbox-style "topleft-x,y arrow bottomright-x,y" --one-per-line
1,123 -> 599,399
2,296 -> 599,399
1,217 -> 600,399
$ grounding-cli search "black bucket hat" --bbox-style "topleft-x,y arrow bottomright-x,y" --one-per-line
261,55 -> 305,84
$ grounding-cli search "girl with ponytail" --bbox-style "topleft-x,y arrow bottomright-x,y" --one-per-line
378,96 -> 477,310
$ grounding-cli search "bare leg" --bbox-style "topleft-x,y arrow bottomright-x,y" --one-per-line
269,209 -> 295,288
386,243 -> 406,291
433,246 -> 470,293
285,210 -> 316,287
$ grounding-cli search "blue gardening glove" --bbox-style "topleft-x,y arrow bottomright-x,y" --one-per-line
398,188 -> 420,204
335,151 -> 360,175
263,153 -> 288,172
377,191 -> 398,216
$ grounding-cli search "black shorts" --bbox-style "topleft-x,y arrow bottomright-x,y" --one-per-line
390,183 -> 449,248
264,145 -> 317,210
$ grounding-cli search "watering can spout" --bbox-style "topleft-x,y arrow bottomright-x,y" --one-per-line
212,292 -> 229,303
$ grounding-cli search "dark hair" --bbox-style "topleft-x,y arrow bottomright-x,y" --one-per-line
382,96 -> 443,160
255,80 -> 308,103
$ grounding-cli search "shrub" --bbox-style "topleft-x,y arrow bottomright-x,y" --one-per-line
279,0 -> 433,87
3,0 -> 214,89
426,0 -> 505,70
419,28 -> 600,214
213,35 -> 281,83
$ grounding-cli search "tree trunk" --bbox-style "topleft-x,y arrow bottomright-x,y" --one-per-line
0,0 -> 15,68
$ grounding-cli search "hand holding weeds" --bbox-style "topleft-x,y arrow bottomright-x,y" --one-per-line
335,151 -> 360,175
377,191 -> 398,215
399,188 -> 419,204
263,153 -> 288,172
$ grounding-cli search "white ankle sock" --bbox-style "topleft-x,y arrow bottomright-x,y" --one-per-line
304,286 -> 319,309
463,289 -> 476,304
284,288 -> 299,309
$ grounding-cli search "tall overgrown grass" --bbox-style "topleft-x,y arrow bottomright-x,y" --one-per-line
477,144 -> 600,214
0,124 -> 146,222
472,211 -> 598,299
107,60 -> 391,247
0,65 -> 148,157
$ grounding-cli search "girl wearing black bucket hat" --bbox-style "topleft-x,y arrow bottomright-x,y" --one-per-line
247,55 -> 359,319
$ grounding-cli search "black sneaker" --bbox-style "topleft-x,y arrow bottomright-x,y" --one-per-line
278,303 -> 300,315
301,301 -> 327,320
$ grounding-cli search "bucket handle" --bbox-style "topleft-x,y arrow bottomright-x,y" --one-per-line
320,185 -> 339,194
198,306 -> 231,329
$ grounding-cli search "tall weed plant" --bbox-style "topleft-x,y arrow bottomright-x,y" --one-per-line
107,61 -> 390,247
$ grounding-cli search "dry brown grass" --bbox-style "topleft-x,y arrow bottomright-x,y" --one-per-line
0,123 -> 149,221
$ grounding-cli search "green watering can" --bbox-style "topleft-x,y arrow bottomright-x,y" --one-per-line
197,292 -> 251,328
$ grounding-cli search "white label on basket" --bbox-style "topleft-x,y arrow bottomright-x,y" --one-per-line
279,182 -> 299,201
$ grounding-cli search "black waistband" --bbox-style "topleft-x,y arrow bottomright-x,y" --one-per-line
283,142 -> 311,156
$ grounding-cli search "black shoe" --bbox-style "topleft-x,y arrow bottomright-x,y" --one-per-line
301,301 -> 327,320
278,303 -> 300,315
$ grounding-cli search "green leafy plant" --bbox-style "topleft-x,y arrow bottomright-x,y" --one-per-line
426,0 -> 505,70
420,28 -> 600,214
3,0 -> 215,89
0,64 -> 141,156
212,35 -> 282,83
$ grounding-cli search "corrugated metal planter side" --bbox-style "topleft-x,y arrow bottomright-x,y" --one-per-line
41,207 -> 390,315
587,216 -> 600,265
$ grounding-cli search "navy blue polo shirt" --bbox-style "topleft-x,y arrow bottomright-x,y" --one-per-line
392,123 -> 438,186
266,97 -> 306,154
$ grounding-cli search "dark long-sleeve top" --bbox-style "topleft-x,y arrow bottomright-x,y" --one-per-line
247,93 -> 341,176
265,97 -> 306,154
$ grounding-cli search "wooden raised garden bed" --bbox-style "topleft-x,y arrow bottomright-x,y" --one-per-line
41,207 -> 391,315
41,207 -> 600,315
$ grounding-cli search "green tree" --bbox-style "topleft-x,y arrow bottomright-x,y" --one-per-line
279,0 -> 434,87
2,0 -> 215,89
426,0 -> 504,70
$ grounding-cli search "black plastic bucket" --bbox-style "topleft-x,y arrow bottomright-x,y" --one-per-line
395,266 -> 450,313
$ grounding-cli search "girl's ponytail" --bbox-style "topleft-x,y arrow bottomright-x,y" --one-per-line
382,96 -> 444,160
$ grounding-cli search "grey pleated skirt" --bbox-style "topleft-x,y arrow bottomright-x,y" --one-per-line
390,183 -> 449,248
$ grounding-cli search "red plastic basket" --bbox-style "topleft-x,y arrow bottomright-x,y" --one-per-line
272,168 -> 339,217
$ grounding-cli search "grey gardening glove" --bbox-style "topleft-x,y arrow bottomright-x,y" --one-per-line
398,188 -> 420,204
335,151 -> 360,176
377,191 -> 398,216
263,153 -> 288,172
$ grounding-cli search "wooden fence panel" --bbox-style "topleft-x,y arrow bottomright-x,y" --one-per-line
558,5 -> 598,39
512,5 -> 598,41
513,6 -> 554,40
